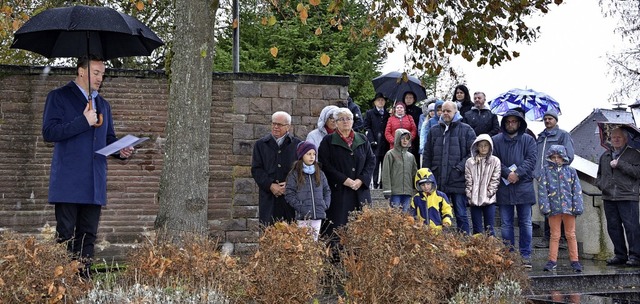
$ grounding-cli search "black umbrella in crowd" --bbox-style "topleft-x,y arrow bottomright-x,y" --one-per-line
11,5 -> 164,126
372,71 -> 428,102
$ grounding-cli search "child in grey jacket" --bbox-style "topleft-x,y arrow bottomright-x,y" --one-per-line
285,141 -> 331,240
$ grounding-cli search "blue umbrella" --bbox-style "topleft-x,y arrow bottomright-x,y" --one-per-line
372,71 -> 427,102
489,88 -> 561,121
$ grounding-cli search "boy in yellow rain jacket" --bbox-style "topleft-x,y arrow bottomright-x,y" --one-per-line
410,168 -> 453,230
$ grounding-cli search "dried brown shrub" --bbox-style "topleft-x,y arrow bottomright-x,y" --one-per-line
245,222 -> 329,304
0,232 -> 90,304
122,233 -> 247,301
337,207 -> 528,304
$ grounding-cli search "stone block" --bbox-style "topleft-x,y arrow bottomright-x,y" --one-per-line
233,123 -> 253,140
249,97 -> 273,114
233,139 -> 254,155
226,230 -> 259,243
279,83 -> 298,98
272,98 -> 293,113
261,83 -> 279,97
298,84 -> 323,99
233,97 -> 250,114
234,81 -> 261,97
234,178 -> 257,194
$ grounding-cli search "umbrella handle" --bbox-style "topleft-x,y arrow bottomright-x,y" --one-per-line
88,100 -> 103,127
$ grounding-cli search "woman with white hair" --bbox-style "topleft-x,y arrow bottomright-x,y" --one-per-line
318,108 -> 376,245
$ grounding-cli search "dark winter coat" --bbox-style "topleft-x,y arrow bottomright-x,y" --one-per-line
43,81 -> 120,206
251,133 -> 301,225
423,116 -> 476,194
596,144 -> 640,202
462,105 -> 500,137
318,131 -> 375,228
285,168 -> 331,220
534,125 -> 575,178
364,107 -> 390,158
491,110 -> 537,205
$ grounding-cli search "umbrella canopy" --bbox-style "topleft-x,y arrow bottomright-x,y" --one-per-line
372,71 -> 427,102
597,122 -> 640,151
489,88 -> 561,121
10,5 -> 164,60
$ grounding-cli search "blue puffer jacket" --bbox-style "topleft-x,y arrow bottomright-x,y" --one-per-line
491,110 -> 537,205
285,167 -> 331,220
537,145 -> 583,216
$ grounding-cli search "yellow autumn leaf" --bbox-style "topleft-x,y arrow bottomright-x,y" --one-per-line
268,15 -> 277,26
320,53 -> 330,66
296,3 -> 304,12
136,1 -> 145,11
337,24 -> 343,31
299,7 -> 308,24
315,27 -> 322,35
232,18 -> 238,29
309,0 -> 321,6
270,47 -> 278,57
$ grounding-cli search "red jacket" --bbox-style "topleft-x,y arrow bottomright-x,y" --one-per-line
385,115 -> 417,149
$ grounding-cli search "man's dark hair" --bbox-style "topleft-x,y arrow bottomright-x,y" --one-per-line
76,55 -> 104,71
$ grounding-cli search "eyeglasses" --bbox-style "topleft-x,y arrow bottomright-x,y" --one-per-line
336,117 -> 353,122
271,122 -> 289,128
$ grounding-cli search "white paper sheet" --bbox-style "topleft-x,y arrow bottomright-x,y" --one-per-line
95,134 -> 149,156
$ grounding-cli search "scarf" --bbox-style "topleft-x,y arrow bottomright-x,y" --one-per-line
303,163 -> 316,175
339,130 -> 355,147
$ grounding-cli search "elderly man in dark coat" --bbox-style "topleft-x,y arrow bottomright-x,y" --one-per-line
319,108 -> 376,242
423,101 -> 476,234
43,56 -> 133,277
491,109 -> 537,268
251,111 -> 301,226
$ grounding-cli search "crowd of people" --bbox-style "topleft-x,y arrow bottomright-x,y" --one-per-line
251,83 -> 640,273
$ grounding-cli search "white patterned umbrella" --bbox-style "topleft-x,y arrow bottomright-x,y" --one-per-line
489,88 -> 561,121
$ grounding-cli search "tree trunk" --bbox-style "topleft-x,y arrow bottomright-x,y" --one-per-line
156,0 -> 216,236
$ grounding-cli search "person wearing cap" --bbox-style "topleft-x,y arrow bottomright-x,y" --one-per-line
284,141 -> 331,241
462,91 -> 500,137
533,108 -> 575,249
423,101 -> 476,235
384,101 -> 417,150
251,111 -> 301,226
364,92 -> 390,189
596,127 -> 640,266
306,105 -> 339,149
410,168 -> 453,231
318,107 -> 376,245
491,109 -> 537,268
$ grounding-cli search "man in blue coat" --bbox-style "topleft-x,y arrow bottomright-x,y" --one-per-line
42,56 -> 133,277
251,111 -> 301,226
491,110 -> 537,268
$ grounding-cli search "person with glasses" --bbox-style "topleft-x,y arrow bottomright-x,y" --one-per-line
251,111 -> 301,226
306,105 -> 339,149
318,108 -> 376,248
491,109 -> 537,268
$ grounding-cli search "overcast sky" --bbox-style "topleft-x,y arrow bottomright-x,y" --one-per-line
382,0 -> 624,133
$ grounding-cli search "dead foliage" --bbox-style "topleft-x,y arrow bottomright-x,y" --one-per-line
336,207 -> 528,304
122,233 -> 247,301
0,232 -> 90,304
245,221 -> 329,304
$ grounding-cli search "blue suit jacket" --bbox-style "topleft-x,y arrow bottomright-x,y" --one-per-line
42,81 -> 118,206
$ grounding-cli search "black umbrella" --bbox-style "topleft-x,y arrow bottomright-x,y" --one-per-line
372,71 -> 427,102
11,5 -> 164,126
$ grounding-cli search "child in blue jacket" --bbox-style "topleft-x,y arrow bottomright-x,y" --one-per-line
537,144 -> 584,272
410,168 -> 453,231
285,141 -> 331,240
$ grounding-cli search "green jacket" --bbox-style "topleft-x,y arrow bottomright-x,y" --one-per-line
382,128 -> 417,197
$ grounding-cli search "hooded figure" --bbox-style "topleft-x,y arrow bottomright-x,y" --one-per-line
410,168 -> 453,230
465,134 -> 501,207
381,128 -> 418,204
420,99 -> 444,154
537,145 -> 583,217
306,105 -> 339,149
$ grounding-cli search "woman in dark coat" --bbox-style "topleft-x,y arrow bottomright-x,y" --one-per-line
319,108 -> 376,242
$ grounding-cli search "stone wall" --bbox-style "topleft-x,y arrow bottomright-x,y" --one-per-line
0,65 -> 349,259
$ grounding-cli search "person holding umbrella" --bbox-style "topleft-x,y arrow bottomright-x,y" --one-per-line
42,55 -> 134,278
596,127 -> 640,267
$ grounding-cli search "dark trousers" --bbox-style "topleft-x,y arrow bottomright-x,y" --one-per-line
603,200 -> 640,260
55,203 -> 102,260
373,154 -> 384,187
